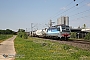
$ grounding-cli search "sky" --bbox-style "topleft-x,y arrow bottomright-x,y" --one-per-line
0,0 -> 90,32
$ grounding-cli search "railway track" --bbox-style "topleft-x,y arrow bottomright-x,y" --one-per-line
37,37 -> 90,51
68,39 -> 90,44
53,39 -> 90,51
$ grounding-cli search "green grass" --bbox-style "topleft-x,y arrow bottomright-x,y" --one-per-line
0,34 -> 13,43
14,37 -> 90,60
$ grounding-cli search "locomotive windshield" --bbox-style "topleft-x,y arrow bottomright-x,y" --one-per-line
47,27 -> 60,32
61,25 -> 70,32
51,28 -> 57,32
47,25 -> 70,32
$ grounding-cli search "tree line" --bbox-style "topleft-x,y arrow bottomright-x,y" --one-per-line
0,29 -> 16,34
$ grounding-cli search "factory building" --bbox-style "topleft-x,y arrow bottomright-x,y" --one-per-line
57,16 -> 69,26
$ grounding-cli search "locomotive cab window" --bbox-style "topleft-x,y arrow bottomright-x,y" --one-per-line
57,28 -> 60,31
61,25 -> 70,32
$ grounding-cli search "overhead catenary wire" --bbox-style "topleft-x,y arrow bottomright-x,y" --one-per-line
69,0 -> 90,20
68,0 -> 90,28
78,0 -> 86,4
62,0 -> 89,22
65,0 -> 76,8
50,0 -> 76,19
70,8 -> 90,17
50,0 -> 86,19
45,0 -> 76,27
66,0 -> 88,17
45,0 -> 88,28
52,5 -> 76,18
72,14 -> 90,21
65,0 -> 87,16
65,3 -> 86,16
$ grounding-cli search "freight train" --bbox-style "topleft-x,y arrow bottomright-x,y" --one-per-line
31,24 -> 71,40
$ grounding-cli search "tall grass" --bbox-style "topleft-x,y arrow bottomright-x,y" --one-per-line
14,37 -> 90,60
0,34 -> 13,43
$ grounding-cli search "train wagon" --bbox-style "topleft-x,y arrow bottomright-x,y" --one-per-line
35,29 -> 47,37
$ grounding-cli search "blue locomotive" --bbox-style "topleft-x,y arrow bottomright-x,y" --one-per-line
45,24 -> 71,40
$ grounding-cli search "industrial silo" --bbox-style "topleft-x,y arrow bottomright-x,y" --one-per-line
61,16 -> 65,25
57,16 -> 69,26
65,16 -> 69,26
57,16 -> 64,25
57,17 -> 61,25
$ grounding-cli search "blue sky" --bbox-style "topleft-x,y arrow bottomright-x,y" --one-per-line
0,0 -> 90,31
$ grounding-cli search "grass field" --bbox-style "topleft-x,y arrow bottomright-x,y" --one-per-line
14,37 -> 90,60
0,34 -> 13,43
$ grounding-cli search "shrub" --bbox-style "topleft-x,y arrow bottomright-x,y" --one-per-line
84,32 -> 90,40
70,32 -> 76,38
17,29 -> 28,39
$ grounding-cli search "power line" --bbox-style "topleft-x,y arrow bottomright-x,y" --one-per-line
50,0 -> 76,19
66,0 -> 88,17
70,8 -> 90,17
45,0 -> 87,28
69,0 -> 90,21
52,5 -> 76,18
72,14 -> 90,21
66,3 -> 86,16
51,0 -> 86,19
78,0 -> 86,4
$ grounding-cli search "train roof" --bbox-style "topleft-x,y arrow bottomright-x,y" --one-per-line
56,24 -> 69,26
47,24 -> 70,29
51,24 -> 69,27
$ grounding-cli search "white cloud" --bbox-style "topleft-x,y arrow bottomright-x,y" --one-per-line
60,7 -> 66,10
87,3 -> 90,6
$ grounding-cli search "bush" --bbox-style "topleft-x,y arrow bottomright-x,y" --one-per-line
70,32 -> 76,38
17,29 -> 28,39
22,32 -> 28,39
84,32 -> 90,40
17,32 -> 28,39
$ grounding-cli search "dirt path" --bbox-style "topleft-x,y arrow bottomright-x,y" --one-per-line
0,36 -> 16,60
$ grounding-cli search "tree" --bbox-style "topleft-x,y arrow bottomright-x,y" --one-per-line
18,29 -> 25,32
78,26 -> 80,29
81,24 -> 87,29
0,29 -> 15,34
82,24 -> 86,29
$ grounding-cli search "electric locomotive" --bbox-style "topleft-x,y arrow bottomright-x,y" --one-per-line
46,24 -> 71,40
